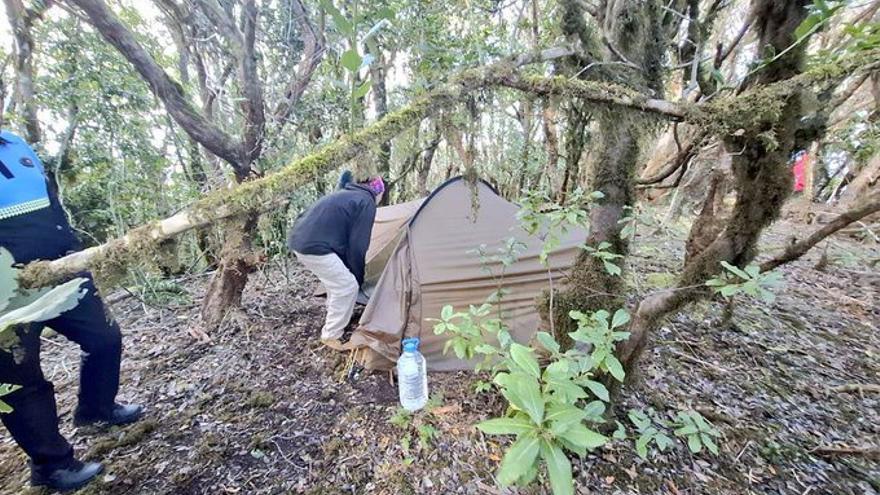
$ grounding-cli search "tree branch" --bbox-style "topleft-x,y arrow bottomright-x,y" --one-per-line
635,133 -> 704,184
760,196 -> 880,272
239,0 -> 266,169
68,0 -> 246,172
272,0 -> 326,126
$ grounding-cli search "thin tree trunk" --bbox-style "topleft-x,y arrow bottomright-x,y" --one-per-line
541,102 -> 560,190
418,125 -> 442,197
369,48 -> 392,205
3,0 -> 42,144
549,0 -> 665,343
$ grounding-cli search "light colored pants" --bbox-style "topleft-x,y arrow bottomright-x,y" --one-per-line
295,252 -> 359,340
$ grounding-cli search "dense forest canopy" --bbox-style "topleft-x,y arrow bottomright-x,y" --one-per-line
0,0 -> 878,493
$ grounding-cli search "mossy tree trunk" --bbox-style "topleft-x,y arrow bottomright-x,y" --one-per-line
618,0 -> 813,377
549,0 -> 665,343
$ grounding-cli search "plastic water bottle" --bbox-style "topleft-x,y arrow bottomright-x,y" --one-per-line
397,337 -> 428,411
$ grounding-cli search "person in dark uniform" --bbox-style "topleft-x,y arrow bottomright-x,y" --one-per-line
0,130 -> 143,491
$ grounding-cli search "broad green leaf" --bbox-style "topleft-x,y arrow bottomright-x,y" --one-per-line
536,332 -> 560,353
440,305 -> 454,321
561,423 -> 607,451
745,264 -> 761,278
0,383 -> 21,414
544,360 -> 570,379
613,421 -> 627,440
795,14 -> 821,40
353,80 -> 372,98
687,434 -> 702,453
720,261 -> 750,280
546,404 -> 587,434
656,433 -> 674,451
693,413 -> 714,432
340,49 -> 362,73
675,424 -> 699,436
557,436 -> 586,457
611,309 -> 630,329
452,340 -> 467,359
583,400 -> 606,420
502,373 -> 544,425
702,434 -> 719,454
628,410 -> 651,431
635,434 -> 650,459
583,380 -> 609,402
474,344 -> 497,355
540,440 -> 574,495
604,261 -> 622,276
605,355 -> 626,382
321,0 -> 354,35
719,285 -> 738,297
497,435 -> 540,486
547,378 -> 587,403
510,343 -> 541,378
518,463 -> 539,486
476,416 -> 536,436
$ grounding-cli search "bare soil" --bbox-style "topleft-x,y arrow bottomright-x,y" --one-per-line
0,220 -> 877,495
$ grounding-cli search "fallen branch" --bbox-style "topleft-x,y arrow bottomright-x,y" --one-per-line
760,196 -> 880,272
829,384 -> 880,394
668,349 -> 731,374
811,445 -> 880,460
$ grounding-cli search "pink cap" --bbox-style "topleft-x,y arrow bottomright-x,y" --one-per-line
368,177 -> 385,196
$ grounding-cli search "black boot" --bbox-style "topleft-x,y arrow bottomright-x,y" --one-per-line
31,459 -> 103,492
74,403 -> 144,427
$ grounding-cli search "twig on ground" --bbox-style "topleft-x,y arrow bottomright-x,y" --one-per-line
668,349 -> 731,373
810,445 -> 880,459
829,383 -> 880,394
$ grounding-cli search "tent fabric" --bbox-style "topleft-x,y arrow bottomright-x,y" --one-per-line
349,177 -> 584,371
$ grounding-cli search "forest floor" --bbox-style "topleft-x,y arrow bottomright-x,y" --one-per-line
0,216 -> 878,495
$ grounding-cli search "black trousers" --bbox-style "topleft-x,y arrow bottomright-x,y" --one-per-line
0,275 -> 122,469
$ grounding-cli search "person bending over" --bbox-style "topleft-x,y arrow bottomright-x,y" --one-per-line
287,173 -> 384,350
0,130 -> 143,491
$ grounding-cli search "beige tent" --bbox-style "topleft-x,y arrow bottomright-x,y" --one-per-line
348,177 -> 585,371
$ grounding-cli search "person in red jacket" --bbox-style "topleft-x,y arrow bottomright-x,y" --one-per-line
287,172 -> 384,350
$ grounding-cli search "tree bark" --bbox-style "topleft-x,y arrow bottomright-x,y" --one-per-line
418,124 -> 442,197
618,0 -> 814,377
369,47 -> 392,205
541,102 -> 560,190
549,0 -> 666,343
3,0 -> 45,145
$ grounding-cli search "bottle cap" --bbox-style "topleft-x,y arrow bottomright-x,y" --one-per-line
402,337 -> 420,352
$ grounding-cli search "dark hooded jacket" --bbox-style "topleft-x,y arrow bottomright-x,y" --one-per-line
287,183 -> 377,286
